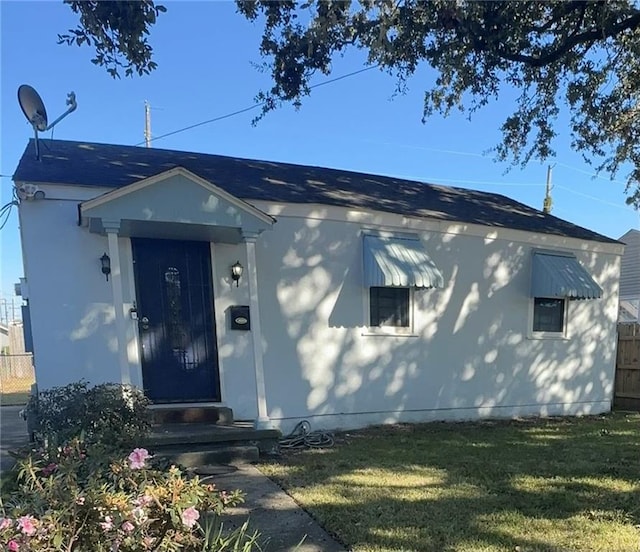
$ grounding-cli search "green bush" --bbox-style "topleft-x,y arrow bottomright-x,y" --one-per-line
0,441 -> 260,551
26,381 -> 152,452
7,381 -> 261,550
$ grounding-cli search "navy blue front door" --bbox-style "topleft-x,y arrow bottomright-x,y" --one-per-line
132,238 -> 220,403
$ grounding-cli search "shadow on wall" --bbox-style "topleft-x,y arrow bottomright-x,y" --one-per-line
258,215 -> 619,428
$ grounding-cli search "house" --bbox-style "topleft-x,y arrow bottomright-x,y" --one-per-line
618,229 -> 640,322
13,139 -> 623,432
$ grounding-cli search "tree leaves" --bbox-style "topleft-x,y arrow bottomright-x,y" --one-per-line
58,0 -> 165,78
57,0 -> 640,207
234,0 -> 640,208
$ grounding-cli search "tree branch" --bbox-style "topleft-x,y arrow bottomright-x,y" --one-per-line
496,12 -> 640,67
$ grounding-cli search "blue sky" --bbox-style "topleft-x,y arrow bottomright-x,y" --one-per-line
1,1 -> 639,307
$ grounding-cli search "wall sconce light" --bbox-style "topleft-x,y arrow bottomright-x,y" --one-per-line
100,253 -> 111,281
231,260 -> 243,287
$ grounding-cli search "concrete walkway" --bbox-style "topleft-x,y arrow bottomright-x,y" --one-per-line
0,406 -> 28,474
0,410 -> 345,551
200,463 -> 346,552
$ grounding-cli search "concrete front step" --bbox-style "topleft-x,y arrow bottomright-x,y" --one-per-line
150,406 -> 234,425
144,422 -> 281,462
157,445 -> 260,467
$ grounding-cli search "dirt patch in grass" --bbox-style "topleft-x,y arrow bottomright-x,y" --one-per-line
259,414 -> 640,552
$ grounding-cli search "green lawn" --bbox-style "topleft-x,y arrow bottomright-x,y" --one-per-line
0,376 -> 33,406
259,415 -> 640,552
0,391 -> 30,406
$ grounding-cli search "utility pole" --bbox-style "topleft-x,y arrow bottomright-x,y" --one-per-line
144,100 -> 151,148
543,164 -> 554,214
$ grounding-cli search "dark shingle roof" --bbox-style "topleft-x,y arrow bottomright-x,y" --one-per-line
13,139 -> 617,244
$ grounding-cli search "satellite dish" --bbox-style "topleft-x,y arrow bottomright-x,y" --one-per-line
18,85 -> 48,131
17,84 -> 77,160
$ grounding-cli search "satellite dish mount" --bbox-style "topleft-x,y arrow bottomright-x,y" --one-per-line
18,85 -> 77,160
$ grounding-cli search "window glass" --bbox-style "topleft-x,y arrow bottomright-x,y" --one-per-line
533,297 -> 564,332
370,287 -> 409,327
164,267 -> 191,369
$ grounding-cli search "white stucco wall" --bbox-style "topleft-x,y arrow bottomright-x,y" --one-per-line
250,202 -> 622,433
208,241 -> 260,420
19,197 -> 131,388
19,188 -> 622,434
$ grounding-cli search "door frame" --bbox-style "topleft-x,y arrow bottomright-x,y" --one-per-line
124,238 -> 143,390
209,241 -> 228,404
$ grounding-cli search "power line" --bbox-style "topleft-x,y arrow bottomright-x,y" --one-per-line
556,161 -> 627,185
555,185 -> 635,211
0,202 -> 17,230
136,65 -> 378,146
372,141 -> 632,188
369,141 -> 487,159
136,103 -> 264,146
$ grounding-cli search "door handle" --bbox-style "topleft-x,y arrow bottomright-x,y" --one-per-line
140,316 -> 150,330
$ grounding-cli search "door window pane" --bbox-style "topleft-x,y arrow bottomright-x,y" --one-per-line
164,267 -> 191,369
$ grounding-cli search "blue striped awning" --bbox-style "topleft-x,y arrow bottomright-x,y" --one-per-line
531,250 -> 602,299
363,235 -> 444,288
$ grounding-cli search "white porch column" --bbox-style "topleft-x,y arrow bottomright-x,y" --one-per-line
243,231 -> 272,429
104,220 -> 131,386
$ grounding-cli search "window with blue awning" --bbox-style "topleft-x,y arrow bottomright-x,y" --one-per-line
531,250 -> 602,300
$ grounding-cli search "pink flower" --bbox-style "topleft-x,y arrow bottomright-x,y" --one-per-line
75,496 -> 85,505
0,517 -> 12,531
134,494 -> 152,507
41,463 -> 57,476
121,521 -> 135,533
8,540 -> 19,551
181,506 -> 200,529
17,516 -> 36,536
127,448 -> 150,470
100,516 -> 114,532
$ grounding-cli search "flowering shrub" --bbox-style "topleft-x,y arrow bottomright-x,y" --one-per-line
26,381 -> 152,452
1,442 -> 260,551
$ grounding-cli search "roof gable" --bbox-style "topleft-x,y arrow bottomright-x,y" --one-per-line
80,166 -> 274,240
81,166 -> 274,227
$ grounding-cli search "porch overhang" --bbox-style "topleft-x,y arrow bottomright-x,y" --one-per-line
79,166 -> 275,242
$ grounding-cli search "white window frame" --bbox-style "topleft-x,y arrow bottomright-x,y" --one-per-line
362,286 -> 416,336
528,296 -> 569,340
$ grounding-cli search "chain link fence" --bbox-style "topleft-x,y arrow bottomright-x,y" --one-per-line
0,354 -> 35,405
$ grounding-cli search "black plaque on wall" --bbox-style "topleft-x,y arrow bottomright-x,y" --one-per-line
229,305 -> 250,330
